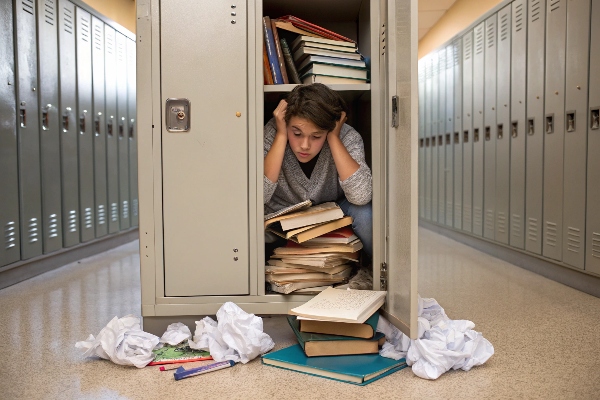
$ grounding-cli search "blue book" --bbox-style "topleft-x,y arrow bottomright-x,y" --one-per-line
262,16 -> 283,84
262,344 -> 407,386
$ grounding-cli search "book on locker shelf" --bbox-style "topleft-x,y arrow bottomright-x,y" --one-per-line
291,35 -> 357,50
300,63 -> 368,81
302,226 -> 358,245
266,263 -> 352,275
273,240 -> 363,255
279,38 -> 302,84
298,311 -> 380,339
270,18 -> 289,84
263,44 -> 274,85
273,19 -> 323,39
265,267 -> 353,284
297,55 -> 367,71
293,45 -> 363,62
277,15 -> 355,43
302,74 -> 368,85
268,281 -> 348,295
267,215 -> 353,244
269,253 -> 359,268
264,201 -> 344,231
263,16 -> 283,84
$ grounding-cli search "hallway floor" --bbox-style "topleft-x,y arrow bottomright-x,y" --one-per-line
1,229 -> 599,399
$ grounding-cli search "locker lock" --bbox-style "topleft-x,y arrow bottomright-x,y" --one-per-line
166,98 -> 191,132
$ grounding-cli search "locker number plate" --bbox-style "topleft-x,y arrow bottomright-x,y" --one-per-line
166,98 -> 190,132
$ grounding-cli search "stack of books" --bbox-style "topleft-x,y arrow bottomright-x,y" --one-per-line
262,287 -> 407,385
264,201 -> 362,294
262,15 -> 368,85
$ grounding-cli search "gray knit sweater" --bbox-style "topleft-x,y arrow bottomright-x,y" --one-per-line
263,118 -> 372,214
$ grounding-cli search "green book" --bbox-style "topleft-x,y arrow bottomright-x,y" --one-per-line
287,316 -> 385,357
262,344 -> 406,386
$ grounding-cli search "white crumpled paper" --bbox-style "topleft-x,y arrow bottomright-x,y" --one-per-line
188,302 -> 274,364
157,322 -> 192,347
377,296 -> 494,380
75,314 -> 160,368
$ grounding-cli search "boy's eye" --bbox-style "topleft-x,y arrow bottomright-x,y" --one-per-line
313,135 -> 322,139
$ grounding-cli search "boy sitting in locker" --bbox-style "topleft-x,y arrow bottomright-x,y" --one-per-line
264,83 -> 373,262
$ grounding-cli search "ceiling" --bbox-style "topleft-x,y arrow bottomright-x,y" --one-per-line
418,0 -> 457,40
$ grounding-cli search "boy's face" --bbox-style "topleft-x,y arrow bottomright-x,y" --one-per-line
287,116 -> 328,163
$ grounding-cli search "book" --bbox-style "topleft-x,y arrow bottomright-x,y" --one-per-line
273,239 -> 363,255
262,344 -> 406,385
303,226 -> 358,245
270,19 -> 289,84
291,35 -> 357,50
267,216 -> 353,243
287,316 -> 385,357
264,199 -> 311,221
293,45 -> 363,62
297,55 -> 367,71
265,202 -> 344,231
280,38 -> 301,84
293,41 -> 358,54
263,43 -> 274,85
263,16 -> 283,84
268,262 -> 352,275
289,287 -> 386,324
273,19 -> 322,39
277,15 -> 355,43
265,267 -> 352,284
270,253 -> 359,267
300,63 -> 368,81
148,343 -> 212,366
298,311 -> 380,339
268,280 -> 333,294
293,285 -> 331,293
302,74 -> 368,85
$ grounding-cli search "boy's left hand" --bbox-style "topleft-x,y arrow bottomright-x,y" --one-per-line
328,111 -> 347,140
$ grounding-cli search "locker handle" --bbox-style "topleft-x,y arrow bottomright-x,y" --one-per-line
62,108 -> 71,132
497,124 -> 503,139
20,106 -> 26,128
129,119 -> 135,139
592,108 -> 599,130
454,132 -> 459,144
95,113 -> 102,136
463,130 -> 469,143
566,112 -> 575,132
419,138 -> 424,148
391,95 -> 399,128
446,133 -> 451,145
528,118 -> 535,135
438,135 -> 443,146
118,117 -> 125,138
107,117 -> 114,136
473,128 -> 479,142
511,121 -> 518,138
80,111 -> 87,134
42,106 -> 50,131
485,126 -> 491,141
545,114 -> 554,134
425,137 -> 430,147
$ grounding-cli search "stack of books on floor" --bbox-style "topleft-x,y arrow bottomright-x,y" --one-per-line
264,201 -> 362,294
262,287 -> 407,385
262,15 -> 368,85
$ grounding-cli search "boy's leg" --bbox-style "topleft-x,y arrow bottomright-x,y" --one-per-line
338,199 -> 373,259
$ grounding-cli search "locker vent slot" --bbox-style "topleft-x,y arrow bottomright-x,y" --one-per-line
590,108 -> 599,130
22,0 -> 34,15
487,21 -> 495,48
531,1 -> 541,22
439,51 -> 446,73
474,128 -> 480,142
133,199 -> 139,217
528,218 -> 538,242
447,201 -> 452,217
48,214 -> 58,238
84,208 -> 93,229
111,203 -> 119,222
485,210 -> 494,232
4,221 -> 16,250
511,214 -> 522,238
28,218 -> 39,244
567,227 -> 581,254
545,221 -> 558,247
464,36 -> 472,60
68,210 -> 77,232
97,205 -> 106,225
592,233 -> 600,259
500,14 -> 509,41
455,204 -> 462,221
44,0 -> 55,25
106,34 -> 114,54
474,207 -> 483,228
550,0 -> 560,12
117,41 -> 125,62
475,27 -> 484,54
63,7 -> 73,34
94,24 -> 102,50
80,17 -> 90,42
454,41 -> 461,65
566,112 -> 575,132
497,212 -> 507,234
463,206 -> 472,226
515,3 -> 524,32
122,201 -> 129,220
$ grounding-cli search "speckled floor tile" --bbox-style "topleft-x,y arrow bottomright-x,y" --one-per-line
0,230 -> 599,399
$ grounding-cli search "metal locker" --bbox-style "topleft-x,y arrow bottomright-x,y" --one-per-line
424,57 -> 432,220
472,22 -> 485,237
0,0 -> 21,266
15,0 -> 43,259
586,0 -> 600,275
431,51 -> 439,223
445,44 -> 454,227
496,5 -> 512,245
104,25 -> 119,234
542,0 -> 566,261
58,0 -> 79,247
91,17 -> 108,237
510,0 -> 527,249
525,0 -> 546,254
562,0 -> 591,269
418,61 -> 425,219
37,0 -> 63,254
76,7 -> 95,242
453,38 -> 463,229
462,31 -> 474,233
116,32 -> 130,230
438,48 -> 446,224
127,38 -> 138,227
484,14 -> 498,240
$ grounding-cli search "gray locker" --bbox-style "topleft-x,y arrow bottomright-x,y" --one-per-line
76,7 -> 95,242
418,61 -> 425,218
472,22 -> 485,237
509,0 -> 527,249
445,44 -> 454,227
542,0 -> 566,261
431,51 -> 439,223
496,5 -> 512,245
586,0 -> 600,275
438,49 -> 446,224
127,38 -> 138,227
58,0 -> 79,247
105,25 -> 119,234
116,32 -> 130,230
0,0 -> 21,266
562,0 -> 591,269
453,38 -> 463,229
484,14 -> 498,240
16,0 -> 43,259
525,0 -> 546,254
91,17 -> 108,237
37,0 -> 63,253
462,31 -> 473,233
424,57 -> 432,220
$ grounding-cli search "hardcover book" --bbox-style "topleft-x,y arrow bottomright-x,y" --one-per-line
298,311 -> 380,339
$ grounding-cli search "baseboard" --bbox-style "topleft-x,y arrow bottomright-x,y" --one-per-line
420,220 -> 600,299
0,228 -> 139,291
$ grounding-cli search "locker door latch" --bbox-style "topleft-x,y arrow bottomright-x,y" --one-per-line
380,262 -> 388,291
166,98 -> 191,132
391,96 -> 399,128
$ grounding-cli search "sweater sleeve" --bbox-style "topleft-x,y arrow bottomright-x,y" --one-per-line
263,118 -> 278,204
338,126 -> 373,205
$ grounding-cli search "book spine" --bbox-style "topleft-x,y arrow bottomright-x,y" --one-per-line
270,20 -> 289,84
263,43 -> 274,85
280,38 -> 302,84
263,16 -> 283,84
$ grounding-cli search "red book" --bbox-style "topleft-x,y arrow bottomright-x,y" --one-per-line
304,227 -> 358,245
277,15 -> 355,43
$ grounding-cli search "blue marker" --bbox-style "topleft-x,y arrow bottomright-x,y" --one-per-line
174,360 -> 235,381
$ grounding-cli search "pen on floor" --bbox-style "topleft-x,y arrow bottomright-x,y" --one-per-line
159,360 -> 214,371
173,360 -> 235,380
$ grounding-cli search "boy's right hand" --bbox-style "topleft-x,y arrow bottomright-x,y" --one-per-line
273,100 -> 288,138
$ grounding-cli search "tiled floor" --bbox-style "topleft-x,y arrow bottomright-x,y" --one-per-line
1,229 -> 599,399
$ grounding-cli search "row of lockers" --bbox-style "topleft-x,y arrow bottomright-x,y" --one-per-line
0,0 -> 138,268
417,0 -> 600,275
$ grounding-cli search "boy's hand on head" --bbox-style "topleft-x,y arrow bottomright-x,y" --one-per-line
273,100 -> 288,138
328,111 -> 347,140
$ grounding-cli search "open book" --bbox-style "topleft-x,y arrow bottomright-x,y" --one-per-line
265,202 -> 344,231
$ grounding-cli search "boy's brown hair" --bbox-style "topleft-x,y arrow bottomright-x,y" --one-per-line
284,83 -> 348,132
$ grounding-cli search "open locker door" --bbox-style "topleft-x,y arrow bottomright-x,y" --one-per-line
378,0 -> 419,339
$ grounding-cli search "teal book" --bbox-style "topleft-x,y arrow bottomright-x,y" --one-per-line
262,344 -> 407,386
298,311 -> 380,339
287,316 -> 385,357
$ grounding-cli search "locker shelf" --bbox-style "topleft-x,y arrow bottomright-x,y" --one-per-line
264,83 -> 370,92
